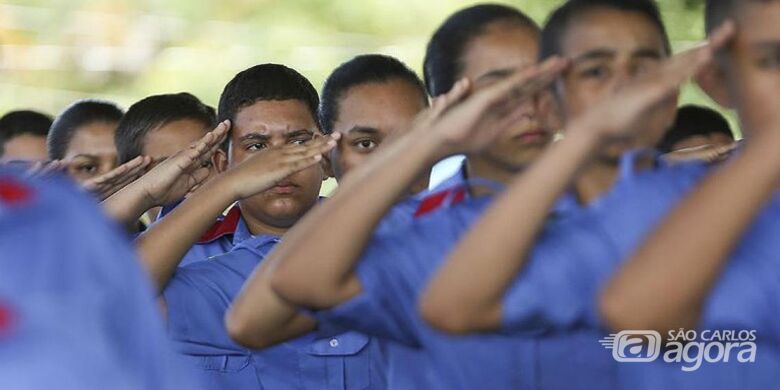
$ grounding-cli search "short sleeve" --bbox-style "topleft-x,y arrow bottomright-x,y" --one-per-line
312,232 -> 424,347
163,260 -> 245,354
501,214 -> 619,333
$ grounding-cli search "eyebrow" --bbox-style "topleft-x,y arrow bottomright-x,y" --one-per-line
70,154 -> 98,160
286,129 -> 314,139
573,47 -> 663,64
632,48 -> 663,60
239,133 -> 270,143
344,126 -> 380,136
476,68 -> 515,83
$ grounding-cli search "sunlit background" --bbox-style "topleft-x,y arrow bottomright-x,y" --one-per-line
0,0 -> 732,189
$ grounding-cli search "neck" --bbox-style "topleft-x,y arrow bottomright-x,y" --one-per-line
574,153 -> 656,205
238,204 -> 294,238
466,156 -> 525,197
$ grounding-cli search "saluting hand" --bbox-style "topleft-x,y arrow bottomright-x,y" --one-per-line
574,22 -> 736,143
424,56 -> 568,156
136,120 -> 230,208
80,156 -> 152,201
222,133 -> 339,201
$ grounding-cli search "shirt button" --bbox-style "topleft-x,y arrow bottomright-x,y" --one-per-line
329,338 -> 339,348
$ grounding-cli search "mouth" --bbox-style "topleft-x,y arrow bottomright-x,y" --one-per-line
269,181 -> 299,195
511,129 -> 551,145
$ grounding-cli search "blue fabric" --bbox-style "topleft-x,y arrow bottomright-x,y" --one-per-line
313,196 -> 535,390
163,235 -> 385,390
0,170 -> 199,390
501,159 -> 780,388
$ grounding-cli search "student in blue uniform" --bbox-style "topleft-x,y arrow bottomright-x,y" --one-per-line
136,63 -> 385,389
0,110 -> 52,163
103,92 -> 225,233
224,54 -> 435,389
134,65 -> 335,281
422,1 -> 768,389
599,0 -> 780,387
0,169 -> 199,390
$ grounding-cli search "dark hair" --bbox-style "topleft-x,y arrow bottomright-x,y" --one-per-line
48,100 -> 124,160
540,0 -> 671,61
218,63 -> 319,134
0,110 -> 52,157
705,0 -> 774,34
114,93 -> 216,164
423,4 -> 540,97
658,105 -> 734,152
319,54 -> 428,135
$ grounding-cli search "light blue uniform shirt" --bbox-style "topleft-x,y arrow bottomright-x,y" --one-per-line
164,234 -> 386,390
0,170 -> 199,390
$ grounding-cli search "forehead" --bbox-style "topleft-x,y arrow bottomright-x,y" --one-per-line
460,22 -> 540,80
562,8 -> 667,58
143,118 -> 209,157
734,1 -> 780,42
335,80 -> 427,132
232,99 -> 317,137
66,121 -> 117,156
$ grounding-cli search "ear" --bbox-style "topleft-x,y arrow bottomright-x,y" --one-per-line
696,62 -> 734,108
212,149 -> 229,174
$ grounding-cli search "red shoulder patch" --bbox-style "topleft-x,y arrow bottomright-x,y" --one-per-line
413,186 -> 468,218
197,205 -> 242,244
0,177 -> 34,206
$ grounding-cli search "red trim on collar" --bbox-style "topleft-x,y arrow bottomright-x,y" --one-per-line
197,205 -> 242,244
0,178 -> 34,206
413,186 -> 468,218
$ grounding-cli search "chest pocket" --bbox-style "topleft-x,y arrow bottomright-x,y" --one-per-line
300,332 -> 373,389
181,354 -> 258,389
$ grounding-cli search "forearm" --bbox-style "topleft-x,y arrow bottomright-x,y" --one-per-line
601,139 -> 780,333
226,261 -> 316,349
421,125 -> 601,332
136,178 -> 237,292
102,185 -> 154,230
270,125 -> 445,308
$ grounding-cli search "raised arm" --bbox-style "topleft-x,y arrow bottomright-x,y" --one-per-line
256,58 -> 567,317
420,25 -> 734,334
135,131 -> 337,292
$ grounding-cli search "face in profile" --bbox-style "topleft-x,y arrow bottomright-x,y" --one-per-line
459,22 -> 554,171
64,121 -> 120,184
557,8 -> 674,162
228,99 -> 324,230
329,79 -> 428,180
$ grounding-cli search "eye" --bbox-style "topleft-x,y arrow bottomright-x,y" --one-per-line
247,142 -> 268,151
580,65 -> 610,80
353,139 -> 378,151
201,161 -> 213,169
76,164 -> 98,174
757,52 -> 780,69
290,138 -> 308,146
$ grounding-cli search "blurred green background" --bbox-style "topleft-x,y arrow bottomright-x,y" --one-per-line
1,0 -> 732,123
